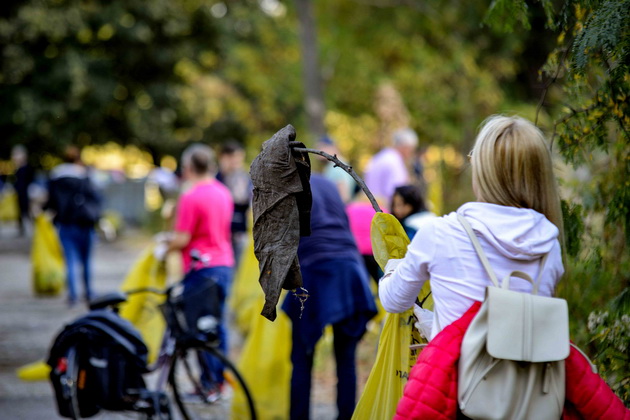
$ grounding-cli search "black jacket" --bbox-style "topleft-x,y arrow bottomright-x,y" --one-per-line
46,164 -> 102,226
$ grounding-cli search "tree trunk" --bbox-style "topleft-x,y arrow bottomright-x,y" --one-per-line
295,0 -> 326,141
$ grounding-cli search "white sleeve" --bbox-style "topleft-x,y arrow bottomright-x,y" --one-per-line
378,222 -> 435,313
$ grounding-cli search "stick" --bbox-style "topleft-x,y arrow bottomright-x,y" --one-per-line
291,145 -> 382,213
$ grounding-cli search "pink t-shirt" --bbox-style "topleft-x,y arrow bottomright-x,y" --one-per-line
346,201 -> 377,255
175,179 -> 234,271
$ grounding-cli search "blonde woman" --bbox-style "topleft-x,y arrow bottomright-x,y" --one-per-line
378,115 -> 629,419
380,115 -> 564,338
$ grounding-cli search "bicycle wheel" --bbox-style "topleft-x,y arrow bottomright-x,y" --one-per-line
169,343 -> 257,420
65,346 -> 81,420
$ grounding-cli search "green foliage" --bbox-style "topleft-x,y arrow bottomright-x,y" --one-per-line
542,1 -> 630,249
483,0 -> 531,32
561,200 -> 584,258
0,0 -> 223,159
557,257 -> 629,402
0,0 -> 545,184
572,0 -> 630,72
586,290 -> 630,405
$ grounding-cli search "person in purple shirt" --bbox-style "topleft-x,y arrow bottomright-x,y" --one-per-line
364,128 -> 418,206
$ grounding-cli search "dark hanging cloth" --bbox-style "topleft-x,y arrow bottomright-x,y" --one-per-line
250,124 -> 312,321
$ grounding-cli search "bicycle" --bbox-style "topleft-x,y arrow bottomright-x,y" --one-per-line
48,255 -> 257,420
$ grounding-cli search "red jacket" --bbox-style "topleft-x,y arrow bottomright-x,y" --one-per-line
394,302 -> 629,420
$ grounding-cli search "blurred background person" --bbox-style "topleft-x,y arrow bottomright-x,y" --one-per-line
147,156 -> 180,230
147,158 -> 179,202
282,173 -> 377,420
364,128 -> 418,206
159,143 -> 235,400
316,135 -> 357,203
11,144 -> 35,237
346,195 -> 380,285
216,141 -> 252,266
46,145 -> 102,306
390,184 -> 436,239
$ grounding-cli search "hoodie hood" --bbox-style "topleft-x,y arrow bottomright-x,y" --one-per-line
456,202 -> 559,261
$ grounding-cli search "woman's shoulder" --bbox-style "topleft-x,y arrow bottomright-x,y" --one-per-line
419,208 -> 461,231
405,211 -> 437,231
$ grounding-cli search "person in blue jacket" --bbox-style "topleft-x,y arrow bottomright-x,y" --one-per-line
282,173 -> 378,420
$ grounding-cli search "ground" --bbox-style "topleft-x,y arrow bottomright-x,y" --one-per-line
0,221 -> 379,419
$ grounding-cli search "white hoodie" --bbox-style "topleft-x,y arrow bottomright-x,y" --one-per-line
379,202 -> 564,339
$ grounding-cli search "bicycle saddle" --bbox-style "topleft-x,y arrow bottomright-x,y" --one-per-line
89,292 -> 128,310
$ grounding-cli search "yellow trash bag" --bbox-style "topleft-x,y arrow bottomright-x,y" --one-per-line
31,214 -> 65,295
0,189 -> 19,222
16,360 -> 50,381
231,292 -> 292,420
228,233 -> 262,336
119,245 -> 167,364
370,212 -> 410,267
352,212 -> 433,420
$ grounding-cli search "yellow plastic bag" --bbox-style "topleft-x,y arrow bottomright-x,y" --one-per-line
119,245 -> 167,364
231,293 -> 292,420
370,212 -> 411,268
16,360 -> 50,381
0,189 -> 19,222
352,212 -> 433,420
31,214 -> 65,295
353,310 -> 423,419
229,225 -> 292,419
228,233 -> 262,336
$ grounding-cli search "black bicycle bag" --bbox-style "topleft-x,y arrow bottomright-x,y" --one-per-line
162,274 -> 222,344
47,310 -> 149,417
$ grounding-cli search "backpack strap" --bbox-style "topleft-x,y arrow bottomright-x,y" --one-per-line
531,253 -> 549,295
457,214 -> 499,288
457,214 -> 549,294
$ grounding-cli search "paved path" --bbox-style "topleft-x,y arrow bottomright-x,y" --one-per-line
0,223 -> 151,419
0,222 -> 359,419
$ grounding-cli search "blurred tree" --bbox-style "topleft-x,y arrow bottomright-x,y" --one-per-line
205,0 -> 534,169
0,0 -> 225,161
485,0 -> 629,252
0,0 -> 532,179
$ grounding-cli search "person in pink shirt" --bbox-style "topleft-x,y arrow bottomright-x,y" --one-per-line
346,197 -> 381,285
163,143 -> 234,400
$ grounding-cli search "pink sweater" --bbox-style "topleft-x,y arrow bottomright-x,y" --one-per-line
346,201 -> 377,255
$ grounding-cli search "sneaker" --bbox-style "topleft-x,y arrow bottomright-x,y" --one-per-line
203,389 -> 221,403
181,388 -> 221,404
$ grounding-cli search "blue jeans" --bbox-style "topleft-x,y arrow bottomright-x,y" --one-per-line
182,266 -> 233,389
57,223 -> 95,303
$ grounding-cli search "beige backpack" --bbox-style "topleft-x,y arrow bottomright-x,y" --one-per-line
457,214 -> 569,420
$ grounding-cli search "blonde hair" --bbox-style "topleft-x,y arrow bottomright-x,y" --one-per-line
470,115 -> 564,244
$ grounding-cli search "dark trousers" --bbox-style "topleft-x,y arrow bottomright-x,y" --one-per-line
362,254 -> 382,285
183,266 -> 233,389
290,321 -> 361,420
57,223 -> 94,302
